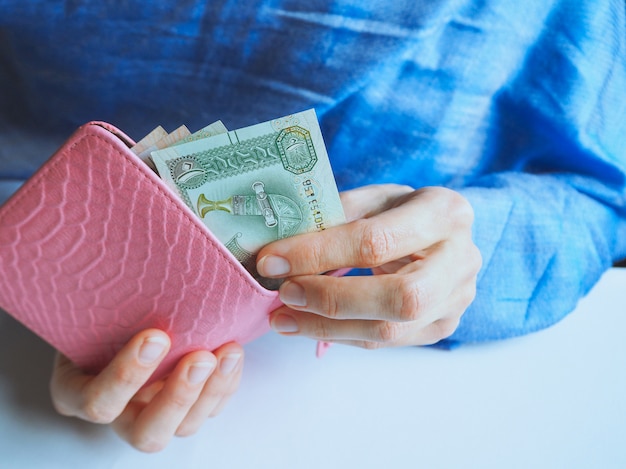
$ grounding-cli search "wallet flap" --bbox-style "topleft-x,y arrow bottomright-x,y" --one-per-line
88,120 -> 137,148
0,122 -> 281,381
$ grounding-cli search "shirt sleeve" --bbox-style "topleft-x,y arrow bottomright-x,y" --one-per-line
438,0 -> 626,346
441,171 -> 626,346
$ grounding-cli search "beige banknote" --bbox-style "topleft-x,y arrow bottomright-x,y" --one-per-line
131,125 -> 168,155
176,121 -> 228,145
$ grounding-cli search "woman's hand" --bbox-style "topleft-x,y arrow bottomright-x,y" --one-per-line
50,329 -> 243,452
257,184 -> 481,348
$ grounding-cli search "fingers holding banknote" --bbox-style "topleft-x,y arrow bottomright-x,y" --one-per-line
50,329 -> 243,452
257,184 -> 482,348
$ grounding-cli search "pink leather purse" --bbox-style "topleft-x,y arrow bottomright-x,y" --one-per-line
0,121 -> 284,382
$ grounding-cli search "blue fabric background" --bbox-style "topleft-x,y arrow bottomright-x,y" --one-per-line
1,0 -> 625,345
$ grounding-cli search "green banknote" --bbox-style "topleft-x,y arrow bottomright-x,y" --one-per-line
151,109 -> 345,288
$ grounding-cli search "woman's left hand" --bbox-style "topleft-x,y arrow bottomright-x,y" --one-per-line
256,184 -> 482,348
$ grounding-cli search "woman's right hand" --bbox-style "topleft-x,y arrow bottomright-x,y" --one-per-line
50,329 -> 244,452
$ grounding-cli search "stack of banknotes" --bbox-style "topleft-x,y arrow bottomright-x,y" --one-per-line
131,109 -> 345,289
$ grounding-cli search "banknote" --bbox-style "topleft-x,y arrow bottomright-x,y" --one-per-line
131,125 -> 167,155
136,125 -> 191,160
151,109 -> 345,288
134,122 -> 229,170
175,120 -> 228,145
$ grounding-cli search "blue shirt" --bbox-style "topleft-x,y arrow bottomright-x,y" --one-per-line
1,0 -> 625,346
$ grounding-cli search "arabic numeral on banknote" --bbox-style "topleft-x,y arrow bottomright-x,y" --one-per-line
150,109 -> 345,289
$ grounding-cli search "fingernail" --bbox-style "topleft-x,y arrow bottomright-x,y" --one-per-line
188,361 -> 216,385
280,281 -> 306,307
258,255 -> 291,277
272,314 -> 299,333
139,336 -> 169,364
219,353 -> 242,375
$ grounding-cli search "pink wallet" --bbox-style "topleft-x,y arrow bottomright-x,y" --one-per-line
0,121 -> 287,382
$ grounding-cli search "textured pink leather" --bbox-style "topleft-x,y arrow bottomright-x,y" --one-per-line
0,122 -> 283,382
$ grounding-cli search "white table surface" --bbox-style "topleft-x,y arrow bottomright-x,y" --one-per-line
1,268 -> 625,469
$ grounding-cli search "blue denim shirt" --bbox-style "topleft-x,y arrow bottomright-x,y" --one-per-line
1,0 -> 625,345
